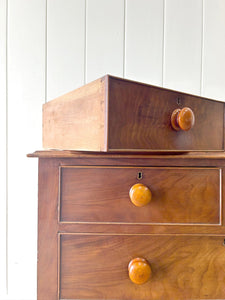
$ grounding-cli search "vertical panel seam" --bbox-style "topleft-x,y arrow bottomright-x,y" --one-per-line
84,0 -> 87,84
200,0 -> 204,96
220,168 -> 222,225
45,0 -> 47,103
6,0 -> 8,294
162,0 -> 166,87
123,0 -> 126,78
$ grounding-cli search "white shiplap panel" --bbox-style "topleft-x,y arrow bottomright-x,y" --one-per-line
125,0 -> 164,85
202,0 -> 225,101
7,0 -> 45,298
47,0 -> 85,101
164,0 -> 202,94
0,0 -> 7,296
86,0 -> 124,83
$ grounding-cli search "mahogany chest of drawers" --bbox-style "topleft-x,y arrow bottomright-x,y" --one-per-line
28,151 -> 225,300
30,76 -> 225,299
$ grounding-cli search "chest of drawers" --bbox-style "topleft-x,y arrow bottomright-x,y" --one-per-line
28,151 -> 225,300
30,76 -> 225,299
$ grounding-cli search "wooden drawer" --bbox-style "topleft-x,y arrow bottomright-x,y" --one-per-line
59,166 -> 221,225
43,75 -> 224,152
59,234 -> 225,300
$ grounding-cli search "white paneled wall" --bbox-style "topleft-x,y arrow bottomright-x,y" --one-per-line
125,0 -> 164,85
7,0 -> 45,297
202,0 -> 225,99
0,0 -> 7,297
47,0 -> 85,100
164,0 -> 203,94
1,0 -> 225,299
86,0 -> 125,82
7,0 -> 45,299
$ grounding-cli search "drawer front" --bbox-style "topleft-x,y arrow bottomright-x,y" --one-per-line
59,234 -> 225,300
108,77 -> 224,151
60,166 -> 221,224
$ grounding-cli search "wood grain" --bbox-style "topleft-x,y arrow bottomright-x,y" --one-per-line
60,166 -> 220,224
27,150 -> 225,159
43,76 -> 106,151
60,233 -> 225,300
58,222 -> 225,235
108,77 -> 224,151
37,159 -> 59,300
42,75 -> 224,152
32,154 -> 225,300
129,183 -> 152,207
128,257 -> 152,285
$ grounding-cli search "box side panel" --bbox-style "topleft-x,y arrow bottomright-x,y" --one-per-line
43,77 -> 106,151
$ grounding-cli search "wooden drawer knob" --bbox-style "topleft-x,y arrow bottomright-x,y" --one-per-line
128,258 -> 152,285
171,107 -> 195,131
129,183 -> 152,207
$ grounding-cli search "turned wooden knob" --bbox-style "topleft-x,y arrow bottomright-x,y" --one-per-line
129,183 -> 152,207
128,258 -> 152,285
171,107 -> 195,131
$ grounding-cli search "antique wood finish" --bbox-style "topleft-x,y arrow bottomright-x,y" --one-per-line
43,76 -> 107,151
42,75 -> 224,152
30,152 -> 225,300
171,107 -> 195,131
108,77 -> 223,151
60,166 -> 220,224
128,257 -> 152,285
37,159 -> 59,300
59,233 -> 225,300
129,183 -> 152,207
28,150 -> 225,159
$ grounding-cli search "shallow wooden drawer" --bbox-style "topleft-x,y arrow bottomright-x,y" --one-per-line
59,166 -> 221,225
59,233 -> 225,300
43,75 -> 224,152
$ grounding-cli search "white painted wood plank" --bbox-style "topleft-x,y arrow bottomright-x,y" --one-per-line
125,0 -> 164,86
86,0 -> 124,83
202,0 -> 225,101
47,0 -> 85,101
164,0 -> 202,94
7,0 -> 45,298
0,0 -> 7,296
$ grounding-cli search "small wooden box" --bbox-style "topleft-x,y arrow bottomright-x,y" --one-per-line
43,75 -> 224,152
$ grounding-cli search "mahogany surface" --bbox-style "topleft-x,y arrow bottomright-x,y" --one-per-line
60,234 -> 225,300
108,77 -> 224,151
31,152 -> 225,300
60,166 -> 220,224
